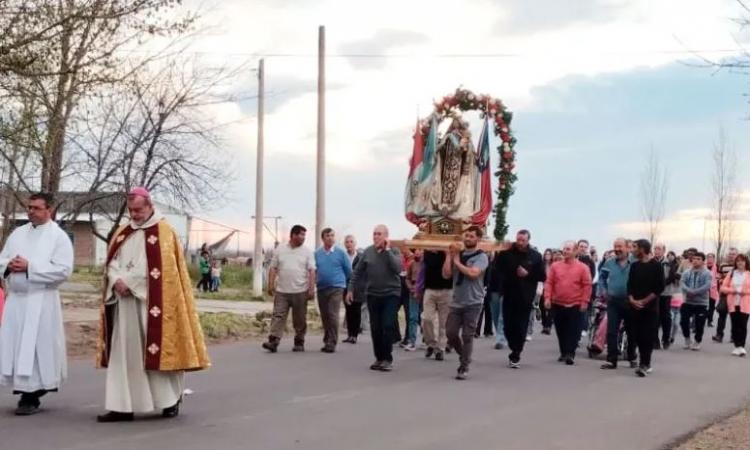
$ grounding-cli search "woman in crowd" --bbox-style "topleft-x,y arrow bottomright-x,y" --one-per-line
721,254 -> 750,357
540,249 -> 555,335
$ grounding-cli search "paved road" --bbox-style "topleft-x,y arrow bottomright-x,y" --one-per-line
1,331 -> 748,450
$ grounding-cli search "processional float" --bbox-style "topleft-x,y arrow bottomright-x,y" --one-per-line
394,88 -> 518,252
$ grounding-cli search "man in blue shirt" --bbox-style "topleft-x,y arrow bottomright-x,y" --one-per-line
599,238 -> 637,370
315,228 -> 352,353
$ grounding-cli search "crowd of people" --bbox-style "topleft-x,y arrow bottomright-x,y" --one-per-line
263,224 -> 750,381
1,192 -> 748,420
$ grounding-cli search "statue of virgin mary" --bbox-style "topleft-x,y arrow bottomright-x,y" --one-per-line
405,115 -> 479,224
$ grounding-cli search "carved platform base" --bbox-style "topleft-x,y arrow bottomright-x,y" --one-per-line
391,238 -> 509,252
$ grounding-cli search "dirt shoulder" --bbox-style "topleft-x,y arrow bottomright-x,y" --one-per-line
669,404 -> 750,450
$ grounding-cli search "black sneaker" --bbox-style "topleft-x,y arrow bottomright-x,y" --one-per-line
435,351 -> 444,361
662,342 -> 671,350
262,341 -> 278,353
14,403 -> 40,416
425,347 -> 435,359
628,360 -> 638,369
600,361 -> 617,370
565,357 -> 575,366
321,346 -> 335,353
712,335 -> 723,343
162,399 -> 181,418
445,346 -> 452,354
494,343 -> 505,350
379,361 -> 393,372
541,328 -> 551,335
635,367 -> 647,378
557,355 -> 565,362
455,366 -> 469,380
292,344 -> 305,352
369,360 -> 384,371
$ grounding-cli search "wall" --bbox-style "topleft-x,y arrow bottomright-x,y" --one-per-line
70,222 -> 95,266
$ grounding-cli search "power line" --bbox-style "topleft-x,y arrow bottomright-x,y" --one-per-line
111,48 -> 743,59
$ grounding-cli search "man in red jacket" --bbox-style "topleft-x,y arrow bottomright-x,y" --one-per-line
544,241 -> 593,365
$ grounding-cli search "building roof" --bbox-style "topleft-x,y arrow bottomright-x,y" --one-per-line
3,191 -> 188,220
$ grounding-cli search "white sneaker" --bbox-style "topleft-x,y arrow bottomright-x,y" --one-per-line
525,335 -> 533,342
581,331 -> 589,338
690,342 -> 701,351
731,347 -> 742,356
740,348 -> 748,357
683,337 -> 692,350
404,343 -> 417,352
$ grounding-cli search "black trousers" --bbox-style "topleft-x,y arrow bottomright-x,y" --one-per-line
716,296 -> 729,338
552,304 -> 582,358
632,308 -> 659,368
730,306 -> 749,348
606,297 -> 637,363
708,298 -> 717,325
680,303 -> 708,343
502,296 -> 532,362
345,301 -> 362,338
475,294 -> 494,337
368,295 -> 399,363
198,273 -> 211,292
541,303 -> 553,329
394,277 -> 409,343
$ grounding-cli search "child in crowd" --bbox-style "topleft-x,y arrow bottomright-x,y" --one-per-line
210,260 -> 222,292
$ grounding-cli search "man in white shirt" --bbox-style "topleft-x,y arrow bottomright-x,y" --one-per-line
263,225 -> 316,353
0,192 -> 73,416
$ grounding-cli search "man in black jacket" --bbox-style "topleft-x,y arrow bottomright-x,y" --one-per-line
497,230 -> 547,368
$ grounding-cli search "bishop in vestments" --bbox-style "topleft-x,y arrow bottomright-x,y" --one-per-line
96,187 -> 210,422
0,192 -> 74,415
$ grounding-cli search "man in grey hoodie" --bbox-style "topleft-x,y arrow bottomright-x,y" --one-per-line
680,252 -> 712,351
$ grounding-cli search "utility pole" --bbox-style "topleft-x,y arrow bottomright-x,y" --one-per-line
315,25 -> 326,248
252,59 -> 265,297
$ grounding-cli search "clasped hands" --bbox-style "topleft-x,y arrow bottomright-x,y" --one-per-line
7,255 -> 28,273
113,278 -> 131,297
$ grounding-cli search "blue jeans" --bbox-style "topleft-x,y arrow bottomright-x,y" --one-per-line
489,292 -> 507,346
406,296 -> 421,344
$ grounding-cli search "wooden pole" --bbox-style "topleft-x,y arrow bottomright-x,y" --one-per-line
252,59 -> 265,297
315,25 -> 326,248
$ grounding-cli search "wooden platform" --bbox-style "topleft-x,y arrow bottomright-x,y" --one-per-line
390,238 -> 510,252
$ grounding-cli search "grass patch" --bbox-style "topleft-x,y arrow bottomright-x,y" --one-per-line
199,312 -> 263,341
71,266 -> 104,286
197,289 -> 266,302
188,264 -> 253,289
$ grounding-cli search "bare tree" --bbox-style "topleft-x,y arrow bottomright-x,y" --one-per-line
61,56 -> 247,243
0,0 -> 196,196
711,127 -> 739,259
639,147 -> 669,244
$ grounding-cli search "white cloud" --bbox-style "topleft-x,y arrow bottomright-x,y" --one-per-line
177,0 -> 750,250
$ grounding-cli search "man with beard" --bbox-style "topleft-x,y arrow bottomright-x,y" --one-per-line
497,230 -> 546,369
599,238 -> 637,370
442,226 -> 489,380
627,239 -> 665,377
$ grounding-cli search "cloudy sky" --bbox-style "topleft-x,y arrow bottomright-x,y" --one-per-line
184,0 -> 750,254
